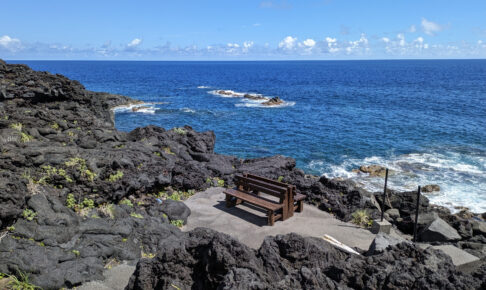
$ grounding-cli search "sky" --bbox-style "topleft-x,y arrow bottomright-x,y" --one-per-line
1,0 -> 486,60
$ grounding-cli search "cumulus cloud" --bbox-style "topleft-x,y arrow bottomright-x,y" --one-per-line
421,18 -> 443,36
278,36 -> 297,50
127,38 -> 142,48
0,35 -> 22,51
409,25 -> 417,33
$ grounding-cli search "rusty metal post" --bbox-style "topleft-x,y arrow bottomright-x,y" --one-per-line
381,168 -> 389,222
413,186 -> 421,242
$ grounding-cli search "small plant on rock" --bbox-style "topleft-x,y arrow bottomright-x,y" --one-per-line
351,209 -> 373,228
81,198 -> 95,209
119,199 -> 133,207
153,151 -> 161,157
130,212 -> 144,219
167,192 -> 181,201
20,132 -> 34,143
170,219 -> 184,228
66,193 -> 76,209
9,122 -> 23,131
22,209 -> 37,221
50,122 -> 59,130
172,127 -> 186,135
163,147 -> 175,155
277,176 -> 284,182
72,249 -> 80,257
107,170 -> 123,182
0,271 -> 42,290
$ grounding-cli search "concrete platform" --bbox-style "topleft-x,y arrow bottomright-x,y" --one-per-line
77,262 -> 136,290
183,187 -> 376,250
431,245 -> 481,273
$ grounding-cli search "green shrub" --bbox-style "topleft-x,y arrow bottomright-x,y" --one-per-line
22,209 -> 37,221
119,199 -> 133,207
20,132 -> 34,143
130,212 -> 144,219
167,192 -> 181,201
277,176 -> 284,182
0,271 -> 42,290
9,122 -> 23,131
170,219 -> 184,228
172,127 -> 186,135
351,209 -> 373,228
7,226 -> 15,231
51,122 -> 59,130
216,178 -> 224,187
163,147 -> 175,155
66,194 -> 76,209
107,170 -> 123,182
81,198 -> 95,209
153,151 -> 161,157
206,177 -> 212,184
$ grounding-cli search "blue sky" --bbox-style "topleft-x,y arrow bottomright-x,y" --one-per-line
1,0 -> 485,60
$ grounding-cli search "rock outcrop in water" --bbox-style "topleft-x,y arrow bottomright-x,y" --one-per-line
0,59 -> 485,288
126,228 -> 485,290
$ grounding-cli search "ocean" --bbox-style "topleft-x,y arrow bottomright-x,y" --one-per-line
10,60 -> 486,213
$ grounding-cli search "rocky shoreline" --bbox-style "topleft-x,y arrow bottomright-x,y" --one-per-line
0,59 -> 485,289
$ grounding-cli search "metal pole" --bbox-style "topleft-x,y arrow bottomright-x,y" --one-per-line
381,168 -> 389,222
413,186 -> 421,243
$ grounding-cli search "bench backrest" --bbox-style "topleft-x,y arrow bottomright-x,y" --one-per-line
235,174 -> 289,202
245,173 -> 295,192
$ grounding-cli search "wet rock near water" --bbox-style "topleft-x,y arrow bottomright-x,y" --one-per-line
262,96 -> 284,106
126,228 -> 485,290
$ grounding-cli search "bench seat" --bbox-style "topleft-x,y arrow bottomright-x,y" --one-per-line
224,188 -> 285,226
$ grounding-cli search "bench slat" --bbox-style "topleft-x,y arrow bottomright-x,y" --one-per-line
235,175 -> 287,194
246,173 -> 291,188
224,188 -> 284,211
294,193 -> 306,201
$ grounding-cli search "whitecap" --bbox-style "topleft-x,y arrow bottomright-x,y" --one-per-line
181,108 -> 196,113
112,102 -> 161,115
235,101 -> 296,108
314,149 -> 486,213
197,86 -> 211,89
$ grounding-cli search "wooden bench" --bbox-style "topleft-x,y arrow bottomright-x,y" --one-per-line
245,174 -> 305,217
224,174 -> 305,226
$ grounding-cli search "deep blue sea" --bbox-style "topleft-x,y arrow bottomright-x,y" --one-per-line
10,60 -> 486,212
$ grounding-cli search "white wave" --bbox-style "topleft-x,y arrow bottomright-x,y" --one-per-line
208,89 -> 245,98
197,86 -> 211,89
235,101 -> 296,108
312,149 -> 486,213
181,107 -> 196,113
112,102 -> 160,114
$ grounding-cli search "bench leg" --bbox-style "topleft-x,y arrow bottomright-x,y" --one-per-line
297,200 -> 304,212
225,195 -> 235,207
267,210 -> 275,226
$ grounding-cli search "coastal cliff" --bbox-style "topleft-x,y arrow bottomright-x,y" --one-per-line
0,60 -> 485,289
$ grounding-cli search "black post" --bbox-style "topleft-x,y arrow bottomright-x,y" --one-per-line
413,185 -> 421,243
381,168 -> 389,222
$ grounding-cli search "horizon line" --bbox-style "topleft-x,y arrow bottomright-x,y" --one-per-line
5,58 -> 486,62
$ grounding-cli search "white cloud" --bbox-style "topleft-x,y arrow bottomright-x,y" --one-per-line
127,38 -> 142,47
325,37 -> 339,53
421,18 -> 443,36
409,25 -> 417,33
253,23 -> 261,27
278,36 -> 297,50
381,37 -> 390,43
397,33 -> 405,46
0,35 -> 22,51
302,38 -> 316,47
227,43 -> 240,48
345,34 -> 369,54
